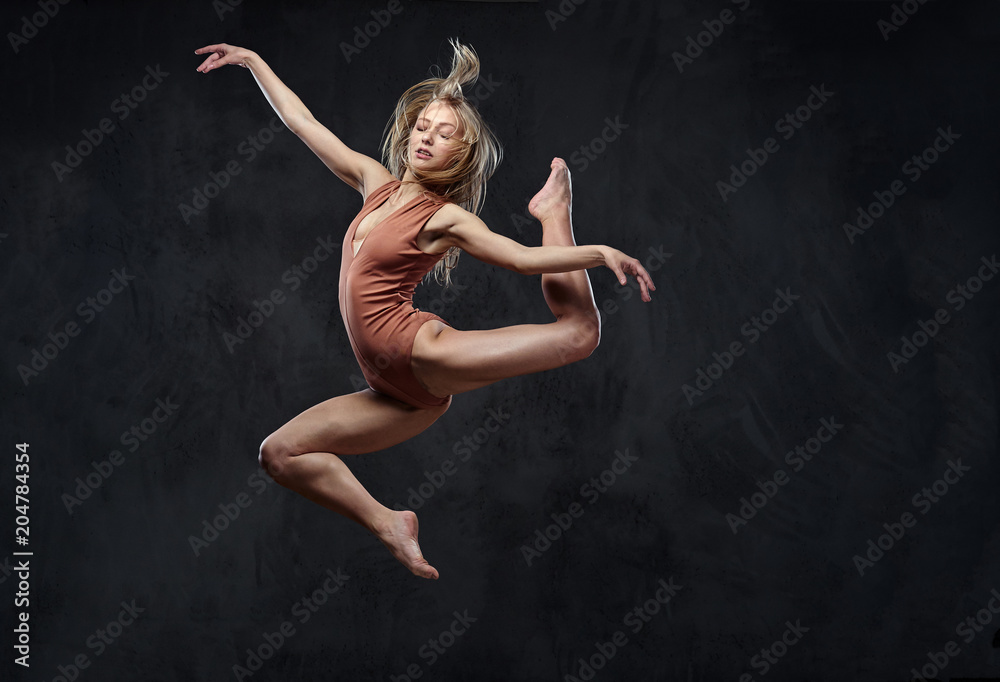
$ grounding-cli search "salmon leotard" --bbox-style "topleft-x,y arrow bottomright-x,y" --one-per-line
338,179 -> 452,409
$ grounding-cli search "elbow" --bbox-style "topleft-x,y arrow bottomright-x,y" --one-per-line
284,114 -> 305,136
284,111 -> 314,136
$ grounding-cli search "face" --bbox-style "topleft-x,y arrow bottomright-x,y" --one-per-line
409,101 -> 464,172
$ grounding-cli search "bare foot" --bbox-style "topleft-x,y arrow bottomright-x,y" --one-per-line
528,157 -> 572,223
376,510 -> 439,580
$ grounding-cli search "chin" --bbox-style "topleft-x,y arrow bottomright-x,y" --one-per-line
412,159 -> 440,173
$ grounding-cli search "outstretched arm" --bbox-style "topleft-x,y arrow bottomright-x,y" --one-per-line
194,43 -> 391,195
436,206 -> 656,302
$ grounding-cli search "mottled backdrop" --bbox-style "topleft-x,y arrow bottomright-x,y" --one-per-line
2,1 -> 999,681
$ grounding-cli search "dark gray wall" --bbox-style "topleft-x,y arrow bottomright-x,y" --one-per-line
3,1 -> 999,681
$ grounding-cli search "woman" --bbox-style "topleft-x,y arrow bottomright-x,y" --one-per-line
195,39 -> 655,579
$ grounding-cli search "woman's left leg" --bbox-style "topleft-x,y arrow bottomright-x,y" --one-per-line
259,388 -> 451,579
410,159 -> 602,397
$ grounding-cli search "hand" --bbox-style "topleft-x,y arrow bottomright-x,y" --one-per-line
601,246 -> 657,302
194,43 -> 255,73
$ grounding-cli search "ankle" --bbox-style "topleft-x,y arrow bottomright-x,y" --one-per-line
369,509 -> 397,538
537,201 -> 571,224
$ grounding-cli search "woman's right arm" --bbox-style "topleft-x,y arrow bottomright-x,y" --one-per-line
434,206 -> 656,302
194,43 -> 392,196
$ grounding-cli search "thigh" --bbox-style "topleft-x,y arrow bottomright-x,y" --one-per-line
411,316 -> 598,397
267,388 -> 451,457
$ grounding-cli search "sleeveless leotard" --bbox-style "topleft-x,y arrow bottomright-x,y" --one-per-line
339,179 -> 452,409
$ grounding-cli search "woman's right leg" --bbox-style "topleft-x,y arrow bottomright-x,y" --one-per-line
259,388 -> 451,579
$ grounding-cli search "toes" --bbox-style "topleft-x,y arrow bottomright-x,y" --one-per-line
415,561 -> 439,580
407,552 -> 438,579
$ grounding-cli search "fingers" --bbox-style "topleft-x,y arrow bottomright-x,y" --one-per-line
626,264 -> 649,302
623,258 -> 656,302
635,263 -> 656,294
194,44 -> 222,72
197,53 -> 243,73
608,260 -> 653,300
628,261 -> 650,302
194,44 -> 244,73
195,54 -> 219,72
639,276 -> 652,302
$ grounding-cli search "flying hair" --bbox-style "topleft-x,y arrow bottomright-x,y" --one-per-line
381,38 -> 503,287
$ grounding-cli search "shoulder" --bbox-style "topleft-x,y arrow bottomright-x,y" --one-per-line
426,202 -> 475,230
417,203 -> 482,255
360,172 -> 399,202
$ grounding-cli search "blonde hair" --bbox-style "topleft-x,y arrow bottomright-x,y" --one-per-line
381,38 -> 503,286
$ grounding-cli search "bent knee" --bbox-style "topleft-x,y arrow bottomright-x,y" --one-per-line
559,313 -> 601,363
258,434 -> 292,481
585,311 -> 602,355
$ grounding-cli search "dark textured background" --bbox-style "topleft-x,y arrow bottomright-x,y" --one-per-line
3,1 -> 999,680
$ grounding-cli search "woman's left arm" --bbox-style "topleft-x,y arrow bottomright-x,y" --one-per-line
440,207 -> 656,302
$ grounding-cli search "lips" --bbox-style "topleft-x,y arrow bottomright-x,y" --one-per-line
416,147 -> 432,159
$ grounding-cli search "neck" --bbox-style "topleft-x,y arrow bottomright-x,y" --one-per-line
394,169 -> 429,201
400,168 -> 453,205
